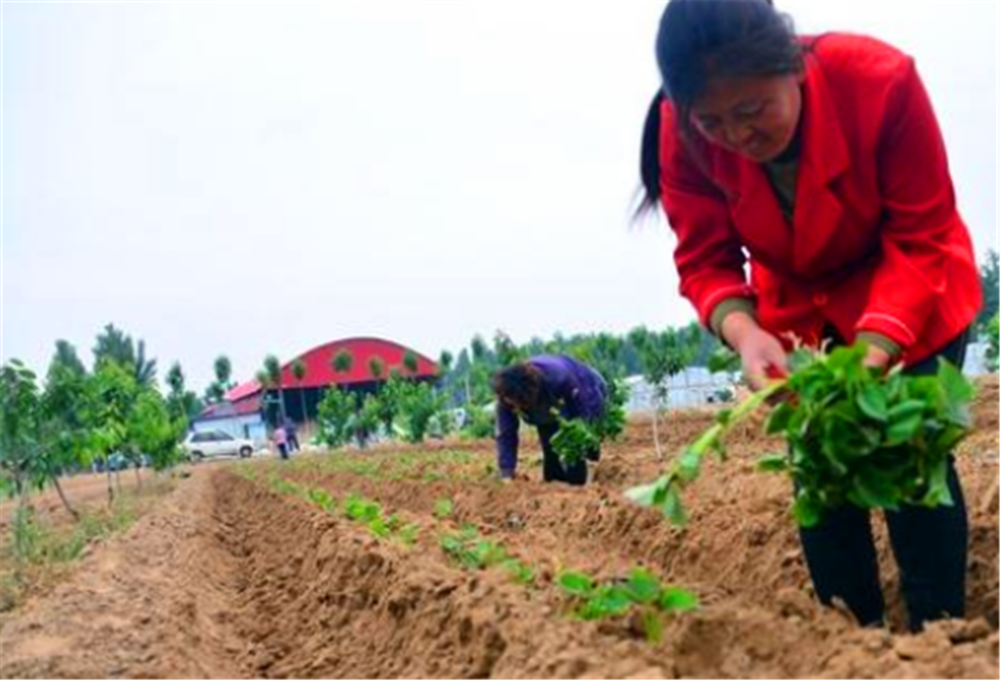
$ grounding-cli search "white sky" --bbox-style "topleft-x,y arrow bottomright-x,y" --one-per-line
2,0 -> 997,392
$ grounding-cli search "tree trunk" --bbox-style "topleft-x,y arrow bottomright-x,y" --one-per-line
106,458 -> 115,506
278,386 -> 288,422
651,405 -> 664,461
14,483 -> 32,565
299,389 -> 308,424
50,473 -> 79,521
134,464 -> 143,491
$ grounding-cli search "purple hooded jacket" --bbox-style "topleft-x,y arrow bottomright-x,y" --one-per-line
495,355 -> 607,478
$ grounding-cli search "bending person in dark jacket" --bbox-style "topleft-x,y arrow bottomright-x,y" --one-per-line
492,355 -> 608,486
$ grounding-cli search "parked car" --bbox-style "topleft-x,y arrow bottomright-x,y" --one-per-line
182,430 -> 255,461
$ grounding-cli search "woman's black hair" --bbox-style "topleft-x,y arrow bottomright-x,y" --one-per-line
492,363 -> 542,409
636,0 -> 803,216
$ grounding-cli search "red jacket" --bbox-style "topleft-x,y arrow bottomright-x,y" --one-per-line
659,33 -> 981,364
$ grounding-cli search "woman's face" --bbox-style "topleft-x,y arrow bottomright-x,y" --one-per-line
689,73 -> 803,163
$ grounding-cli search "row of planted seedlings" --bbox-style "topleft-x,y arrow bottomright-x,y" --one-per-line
236,465 -> 700,644
267,448 -> 498,484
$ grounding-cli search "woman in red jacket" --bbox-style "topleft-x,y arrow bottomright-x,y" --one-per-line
638,0 -> 981,631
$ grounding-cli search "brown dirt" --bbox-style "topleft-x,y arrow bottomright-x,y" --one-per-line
0,377 -> 996,678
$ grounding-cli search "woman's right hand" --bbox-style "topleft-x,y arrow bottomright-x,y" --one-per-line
720,312 -> 788,392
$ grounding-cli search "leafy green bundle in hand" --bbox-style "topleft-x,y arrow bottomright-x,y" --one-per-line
626,344 -> 974,527
550,379 -> 629,465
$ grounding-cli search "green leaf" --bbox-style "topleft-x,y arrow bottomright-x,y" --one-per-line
885,401 -> 925,445
662,487 -> 688,526
856,383 -> 888,422
847,471 -> 901,511
919,460 -> 954,508
765,402 -> 794,434
756,453 -> 789,473
659,586 -> 699,612
937,358 -> 974,404
675,447 -> 701,482
624,479 -> 663,508
558,571 -> 595,597
433,498 -> 454,519
624,568 -> 662,604
590,585 -> 633,617
792,493 -> 823,528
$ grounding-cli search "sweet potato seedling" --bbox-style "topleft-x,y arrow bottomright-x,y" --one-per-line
433,498 -> 454,519
502,558 -> 535,586
440,525 -> 509,570
557,567 -> 698,642
307,488 -> 337,514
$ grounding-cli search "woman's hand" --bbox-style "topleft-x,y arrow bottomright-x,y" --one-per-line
862,344 -> 892,371
721,312 -> 788,391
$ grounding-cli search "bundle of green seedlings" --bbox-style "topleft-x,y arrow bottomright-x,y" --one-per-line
557,567 -> 698,642
551,380 -> 629,465
439,524 -> 534,585
626,343 -> 975,527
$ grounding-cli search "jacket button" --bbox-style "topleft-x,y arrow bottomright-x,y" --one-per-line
812,292 -> 829,307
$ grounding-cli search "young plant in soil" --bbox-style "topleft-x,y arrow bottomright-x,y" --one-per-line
307,488 -> 337,514
433,498 -> 454,519
439,525 -> 533,585
626,344 -> 975,527
558,567 -> 698,642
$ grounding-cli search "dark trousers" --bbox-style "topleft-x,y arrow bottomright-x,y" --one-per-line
537,423 -> 600,486
799,328 -> 970,631
287,434 -> 300,452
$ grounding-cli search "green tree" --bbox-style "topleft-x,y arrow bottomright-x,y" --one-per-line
316,387 -> 355,448
402,350 -> 420,375
0,361 -> 47,506
438,350 -> 454,375
214,355 -> 233,389
87,362 -> 140,504
52,340 -> 87,377
354,393 -> 382,448
93,324 -> 157,388
165,362 -> 201,424
986,313 -> 999,373
493,330 -> 522,367
40,359 -> 93,518
263,355 -> 287,424
394,380 -> 445,443
127,389 -> 182,481
369,357 -> 385,381
291,358 -> 308,422
978,249 -> 999,330
332,349 -> 354,374
631,327 -> 696,460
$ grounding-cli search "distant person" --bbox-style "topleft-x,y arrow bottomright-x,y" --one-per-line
636,0 -> 979,631
284,417 -> 300,453
273,425 -> 289,460
493,355 -> 608,486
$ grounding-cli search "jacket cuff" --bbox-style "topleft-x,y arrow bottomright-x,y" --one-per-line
709,297 -> 757,338
856,331 -> 903,360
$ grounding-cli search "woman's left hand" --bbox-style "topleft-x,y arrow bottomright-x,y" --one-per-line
862,344 -> 892,371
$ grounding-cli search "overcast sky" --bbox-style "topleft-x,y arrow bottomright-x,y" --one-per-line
3,0 -> 997,392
